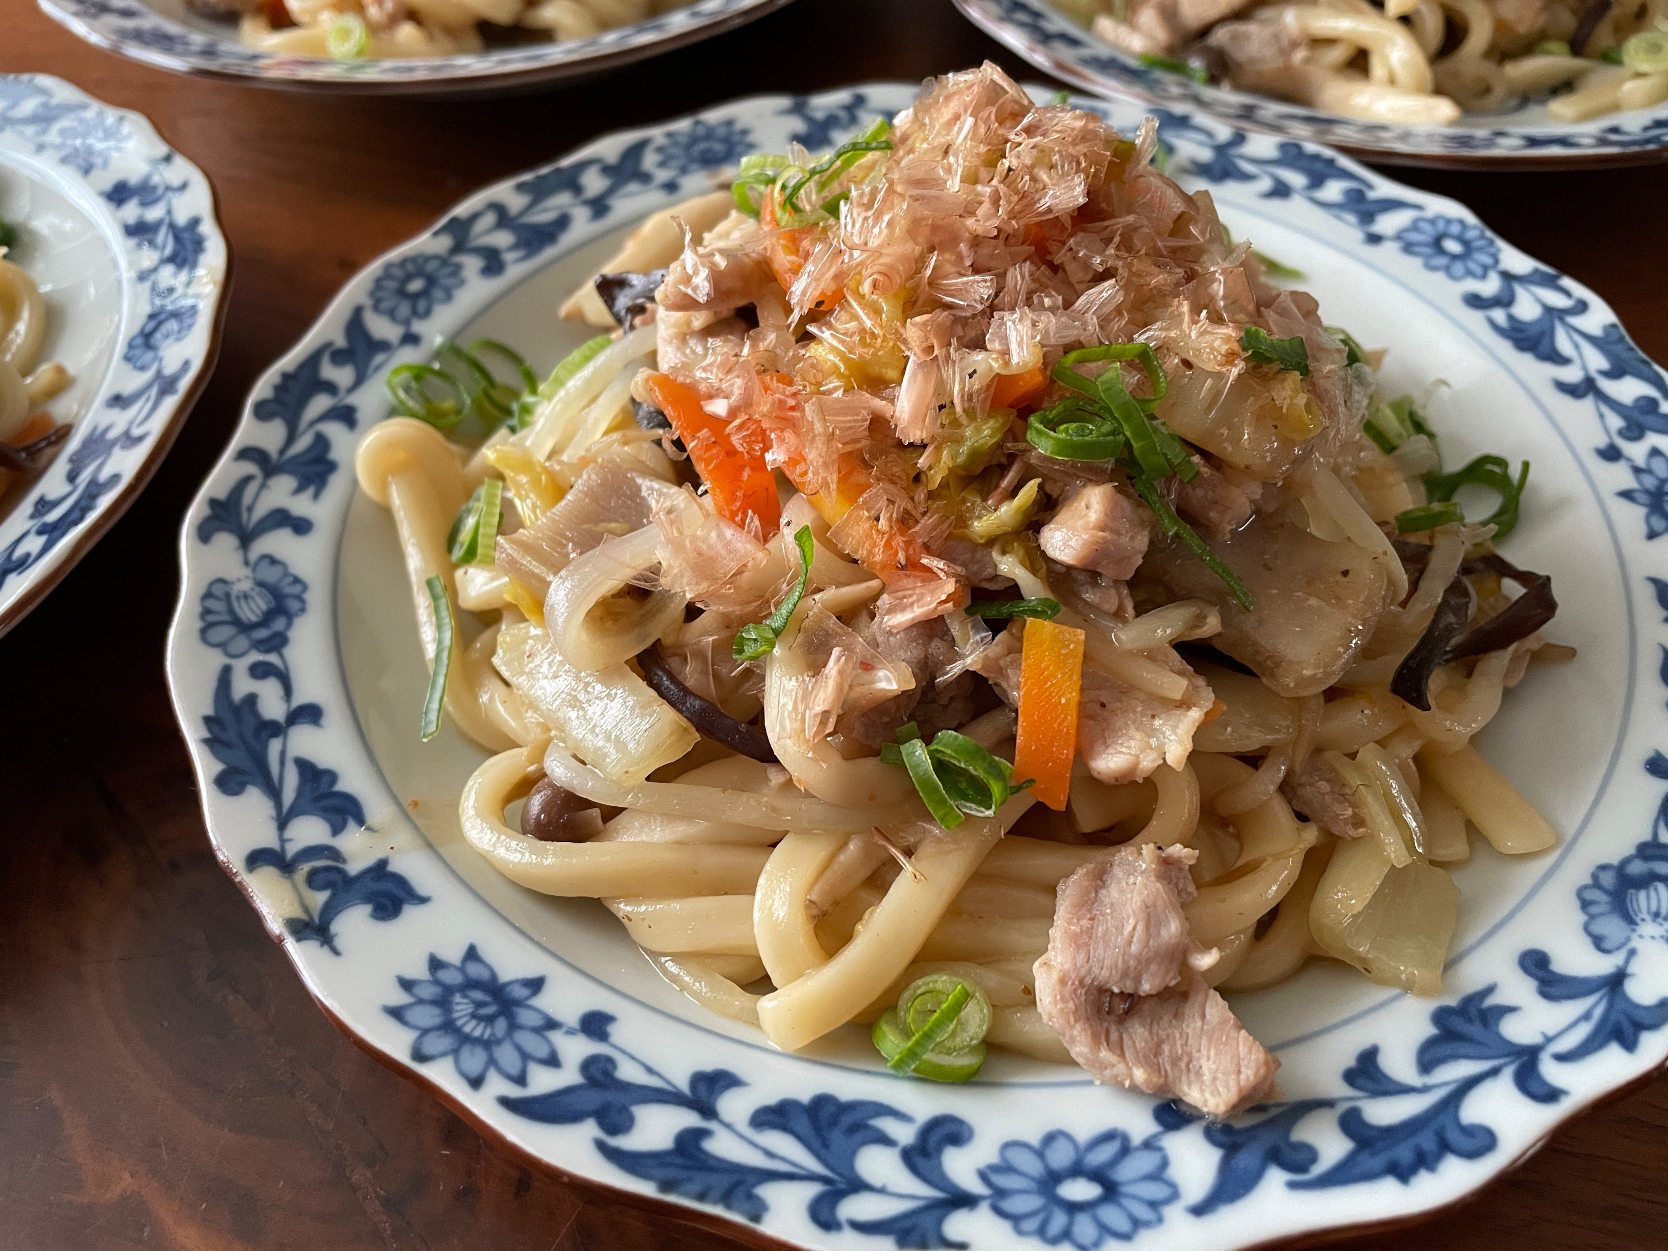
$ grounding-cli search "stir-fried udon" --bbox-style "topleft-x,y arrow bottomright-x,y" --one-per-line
195,0 -> 696,61
355,65 -> 1571,1115
1061,0 -> 1668,124
0,216 -> 74,504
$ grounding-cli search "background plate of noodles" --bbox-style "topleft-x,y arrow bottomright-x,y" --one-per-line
168,78 -> 1668,1251
956,0 -> 1668,168
0,74 -> 226,638
38,0 -> 796,95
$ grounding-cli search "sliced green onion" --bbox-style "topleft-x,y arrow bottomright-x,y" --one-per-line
1253,250 -> 1304,280
1240,326 -> 1310,376
326,11 -> 369,60
1394,501 -> 1464,533
733,153 -> 789,215
1152,137 -> 1172,174
965,598 -> 1061,620
1056,343 -> 1168,410
1050,344 -> 1172,478
387,363 -> 467,430
898,736 -> 964,828
1622,30 -> 1668,73
0,215 -> 15,250
1139,53 -> 1210,84
872,974 -> 991,1082
926,730 -> 1028,819
1150,418 -> 1200,481
1329,325 -> 1369,367
421,574 -> 453,742
1363,393 -> 1436,454
897,974 -> 992,1050
881,724 -> 1029,826
780,118 -> 893,214
873,1012 -> 985,1081
1133,475 -> 1254,611
1422,454 -> 1531,541
447,478 -> 504,566
1601,45 -> 1625,64
732,525 -> 815,660
538,334 -> 611,398
1533,38 -> 1571,55
1048,88 -> 1071,104
1026,401 -> 1125,461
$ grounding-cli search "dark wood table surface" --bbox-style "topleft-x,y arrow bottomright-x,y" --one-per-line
3,2 -> 1666,1248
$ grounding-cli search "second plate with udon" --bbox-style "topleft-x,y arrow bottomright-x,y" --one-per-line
169,82 -> 1668,1251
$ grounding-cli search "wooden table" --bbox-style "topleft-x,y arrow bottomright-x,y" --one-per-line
2,2 -> 1665,1247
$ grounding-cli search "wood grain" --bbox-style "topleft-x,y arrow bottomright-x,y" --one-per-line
2,2 -> 1666,1248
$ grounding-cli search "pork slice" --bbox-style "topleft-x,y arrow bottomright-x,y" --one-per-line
656,239 -> 778,315
1047,846 -> 1199,996
1175,459 -> 1253,539
1281,754 -> 1366,840
1052,562 -> 1135,622
840,615 -> 972,746
1040,483 -> 1152,581
1036,966 -> 1281,1116
1094,0 -> 1258,57
1077,651 -> 1214,785
1035,849 -> 1280,1116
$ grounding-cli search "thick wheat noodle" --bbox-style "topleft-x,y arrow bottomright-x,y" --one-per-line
988,1006 -> 1075,1063
609,895 -> 759,954
754,830 -> 849,987
462,747 -> 773,896
356,418 -> 517,751
540,735 -> 920,832
648,953 -> 762,1024
755,794 -> 1033,1051
917,914 -> 1053,963
1418,743 -> 1557,854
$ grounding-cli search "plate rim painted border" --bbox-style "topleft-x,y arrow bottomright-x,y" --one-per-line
164,81 -> 1668,1251
0,72 -> 229,640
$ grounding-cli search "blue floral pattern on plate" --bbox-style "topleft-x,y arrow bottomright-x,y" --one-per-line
38,0 -> 795,93
954,0 -> 1668,165
169,85 -> 1668,1251
0,75 -> 225,634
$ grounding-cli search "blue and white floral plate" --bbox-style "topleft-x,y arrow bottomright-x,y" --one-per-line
166,83 -> 1668,1251
955,0 -> 1668,168
0,75 -> 225,639
39,0 -> 795,96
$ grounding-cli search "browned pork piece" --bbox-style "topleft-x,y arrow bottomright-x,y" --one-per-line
1142,507 -> 1392,697
841,615 -> 976,747
1035,847 -> 1280,1116
1040,482 -> 1152,581
1092,0 -> 1260,58
1282,753 -> 1368,840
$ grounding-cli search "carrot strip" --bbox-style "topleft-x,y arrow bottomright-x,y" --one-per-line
1013,617 -> 1085,811
761,195 -> 844,314
991,363 -> 1047,411
643,372 -> 781,532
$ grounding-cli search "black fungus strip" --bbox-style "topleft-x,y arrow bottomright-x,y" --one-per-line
1391,554 -> 1559,710
632,398 -> 672,432
1450,567 -> 1557,661
637,642 -> 778,763
1571,0 -> 1612,53
1391,575 -> 1476,711
594,270 -> 667,329
0,422 -> 70,473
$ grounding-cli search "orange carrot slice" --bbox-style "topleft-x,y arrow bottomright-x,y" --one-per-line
1013,617 -> 1085,811
991,363 -> 1047,411
643,372 -> 781,533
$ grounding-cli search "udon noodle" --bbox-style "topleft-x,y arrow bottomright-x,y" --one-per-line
1061,0 -> 1668,123
0,224 -> 73,501
355,66 -> 1570,1111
